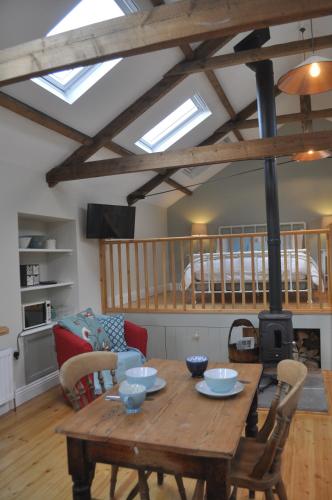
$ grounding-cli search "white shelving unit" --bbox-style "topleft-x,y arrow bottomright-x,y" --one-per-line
20,282 -> 74,292
18,213 -> 78,333
18,213 -> 79,384
19,248 -> 73,254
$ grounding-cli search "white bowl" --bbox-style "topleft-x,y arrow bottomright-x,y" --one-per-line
204,368 -> 238,393
125,366 -> 157,390
19,236 -> 31,249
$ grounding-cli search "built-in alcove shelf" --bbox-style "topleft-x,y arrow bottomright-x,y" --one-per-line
19,248 -> 73,254
20,282 -> 74,292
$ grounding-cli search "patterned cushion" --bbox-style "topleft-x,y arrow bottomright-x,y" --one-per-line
59,308 -> 112,351
96,314 -> 128,353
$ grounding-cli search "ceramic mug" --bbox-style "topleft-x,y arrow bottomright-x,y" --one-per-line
118,381 -> 146,414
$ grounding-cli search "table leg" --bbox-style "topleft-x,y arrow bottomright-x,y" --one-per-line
245,389 -> 258,438
67,438 -> 94,500
205,459 -> 230,500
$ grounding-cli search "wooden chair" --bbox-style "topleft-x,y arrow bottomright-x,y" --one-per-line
229,359 -> 308,500
192,359 -> 307,500
59,351 -> 121,498
60,352 -> 187,500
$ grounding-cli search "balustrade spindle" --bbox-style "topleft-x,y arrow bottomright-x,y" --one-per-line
162,241 -> 167,309
250,237 -> 256,308
199,238 -> 205,309
261,236 -> 267,308
170,240 -> 176,309
209,239 -> 215,308
317,235 -> 323,310
143,242 -> 149,309
134,242 -> 140,309
240,237 -> 245,306
153,241 -> 158,310
126,242 -> 132,308
219,238 -> 225,308
99,240 -> 107,312
117,242 -> 123,308
190,239 -> 195,309
305,234 -> 312,305
180,240 -> 186,310
283,235 -> 289,307
229,238 -> 235,308
294,235 -> 300,308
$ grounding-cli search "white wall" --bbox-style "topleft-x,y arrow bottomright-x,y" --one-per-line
0,107 -> 167,389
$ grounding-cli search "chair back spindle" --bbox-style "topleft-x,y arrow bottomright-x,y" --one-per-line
60,352 -> 118,411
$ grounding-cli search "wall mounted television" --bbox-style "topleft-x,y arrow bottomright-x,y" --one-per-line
86,204 -> 136,239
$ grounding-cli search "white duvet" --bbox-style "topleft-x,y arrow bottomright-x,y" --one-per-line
184,249 -> 321,290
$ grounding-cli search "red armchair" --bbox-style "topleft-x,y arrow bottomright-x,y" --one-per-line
53,320 -> 148,370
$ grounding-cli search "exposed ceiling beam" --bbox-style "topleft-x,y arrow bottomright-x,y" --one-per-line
46,130 -> 332,185
300,95 -> 312,132
225,107 -> 332,130
167,34 -> 332,76
46,37 -> 231,179
1,0 -> 332,86
0,91 -> 190,195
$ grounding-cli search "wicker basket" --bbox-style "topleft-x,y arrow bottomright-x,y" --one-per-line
228,319 -> 260,363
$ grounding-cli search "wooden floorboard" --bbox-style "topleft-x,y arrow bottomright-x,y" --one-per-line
0,372 -> 332,499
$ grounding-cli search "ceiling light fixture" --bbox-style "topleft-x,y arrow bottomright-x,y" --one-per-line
292,149 -> 330,162
277,21 -> 332,95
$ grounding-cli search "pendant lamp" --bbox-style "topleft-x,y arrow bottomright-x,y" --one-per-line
278,22 -> 332,95
291,93 -> 331,161
292,149 -> 330,162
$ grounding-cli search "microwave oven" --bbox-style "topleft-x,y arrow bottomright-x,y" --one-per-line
22,300 -> 52,330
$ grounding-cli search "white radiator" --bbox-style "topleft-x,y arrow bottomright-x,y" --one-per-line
0,348 -> 15,406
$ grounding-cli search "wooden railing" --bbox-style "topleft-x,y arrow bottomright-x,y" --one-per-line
99,228 -> 332,313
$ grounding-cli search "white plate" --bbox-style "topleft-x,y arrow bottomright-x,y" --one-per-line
195,380 -> 244,398
146,377 -> 167,394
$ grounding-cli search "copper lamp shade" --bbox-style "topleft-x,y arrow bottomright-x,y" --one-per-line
277,55 -> 332,95
292,149 -> 331,162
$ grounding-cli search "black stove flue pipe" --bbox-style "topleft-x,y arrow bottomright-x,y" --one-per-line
255,60 -> 282,313
234,30 -> 282,313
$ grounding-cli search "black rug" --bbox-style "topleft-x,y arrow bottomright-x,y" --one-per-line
258,371 -> 328,413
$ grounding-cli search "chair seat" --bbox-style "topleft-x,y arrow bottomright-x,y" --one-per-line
230,437 -> 280,491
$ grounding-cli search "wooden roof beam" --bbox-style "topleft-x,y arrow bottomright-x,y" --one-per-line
167,34 -> 332,76
46,130 -> 332,185
1,0 -> 332,86
224,107 -> 332,130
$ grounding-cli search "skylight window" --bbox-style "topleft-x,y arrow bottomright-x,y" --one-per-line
32,0 -> 137,104
135,95 -> 212,153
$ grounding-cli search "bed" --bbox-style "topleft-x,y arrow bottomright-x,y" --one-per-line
184,249 -> 321,293
183,222 -> 324,302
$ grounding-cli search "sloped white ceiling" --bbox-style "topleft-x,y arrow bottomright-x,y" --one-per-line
0,0 -> 331,208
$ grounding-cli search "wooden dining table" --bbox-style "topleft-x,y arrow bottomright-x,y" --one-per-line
56,359 -> 262,500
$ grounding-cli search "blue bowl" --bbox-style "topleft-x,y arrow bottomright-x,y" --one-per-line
125,367 -> 157,390
204,368 -> 238,393
186,355 -> 209,377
